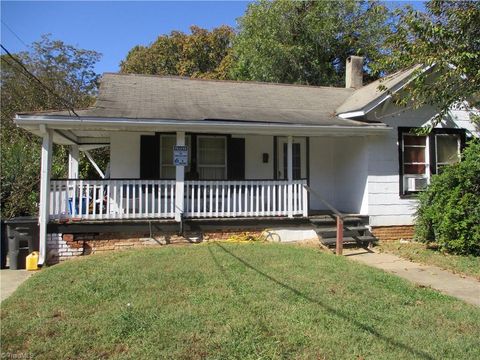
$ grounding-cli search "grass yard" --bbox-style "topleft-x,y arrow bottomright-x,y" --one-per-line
1,243 -> 480,359
377,241 -> 480,280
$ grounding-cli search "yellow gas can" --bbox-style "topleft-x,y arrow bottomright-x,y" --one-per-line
26,251 -> 39,271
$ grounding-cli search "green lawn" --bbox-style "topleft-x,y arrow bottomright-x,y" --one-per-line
1,243 -> 480,359
377,241 -> 480,280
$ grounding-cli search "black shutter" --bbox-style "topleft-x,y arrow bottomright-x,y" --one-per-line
227,137 -> 245,180
140,134 -> 159,179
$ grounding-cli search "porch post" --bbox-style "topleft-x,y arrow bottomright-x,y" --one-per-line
175,131 -> 185,222
38,127 -> 53,266
68,145 -> 79,179
287,135 -> 293,218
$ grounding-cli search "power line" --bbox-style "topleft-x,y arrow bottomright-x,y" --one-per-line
1,20 -> 29,48
1,43 -> 79,117
1,48 -> 74,116
1,53 -> 72,117
0,54 -> 15,68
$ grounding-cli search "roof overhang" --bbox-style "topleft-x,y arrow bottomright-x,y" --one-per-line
336,64 -> 431,119
15,115 -> 391,141
337,95 -> 393,119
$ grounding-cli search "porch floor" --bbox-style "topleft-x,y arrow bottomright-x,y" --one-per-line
47,211 -> 368,235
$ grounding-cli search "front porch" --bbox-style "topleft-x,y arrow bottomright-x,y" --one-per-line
28,126 -> 378,265
16,114 -> 388,266
49,178 -> 308,221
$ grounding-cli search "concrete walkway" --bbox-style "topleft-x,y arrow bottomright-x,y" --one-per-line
1,270 -> 34,303
346,250 -> 480,307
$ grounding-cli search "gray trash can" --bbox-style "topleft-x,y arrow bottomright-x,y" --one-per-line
5,217 -> 39,270
1,220 -> 7,269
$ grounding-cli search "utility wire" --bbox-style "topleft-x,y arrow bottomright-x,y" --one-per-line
1,20 -> 29,48
1,43 -> 79,117
0,54 -> 15,68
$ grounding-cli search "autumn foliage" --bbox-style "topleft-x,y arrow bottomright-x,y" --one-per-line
120,25 -> 235,80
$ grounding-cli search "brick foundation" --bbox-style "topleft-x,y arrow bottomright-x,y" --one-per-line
47,231 -> 179,264
371,226 -> 415,241
46,230 -> 263,264
47,233 -> 84,263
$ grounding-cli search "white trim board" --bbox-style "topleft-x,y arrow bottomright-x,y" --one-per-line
15,115 -> 390,137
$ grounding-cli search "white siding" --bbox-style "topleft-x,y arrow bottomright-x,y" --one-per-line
308,137 -> 368,214
309,137 -> 335,210
333,137 -> 368,214
447,106 -> 479,136
244,135 -> 274,179
365,103 -> 471,226
110,132 -> 145,178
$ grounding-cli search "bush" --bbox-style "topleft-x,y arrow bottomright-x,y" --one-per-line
415,139 -> 480,255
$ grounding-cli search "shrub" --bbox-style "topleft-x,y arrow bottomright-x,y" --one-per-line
415,139 -> 480,255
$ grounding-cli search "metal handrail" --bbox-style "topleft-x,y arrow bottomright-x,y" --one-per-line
303,184 -> 344,255
303,185 -> 343,218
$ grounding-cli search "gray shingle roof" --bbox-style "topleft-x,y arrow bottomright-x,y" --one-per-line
25,73 -> 379,127
93,74 -> 359,125
336,65 -> 421,115
20,69 -> 419,127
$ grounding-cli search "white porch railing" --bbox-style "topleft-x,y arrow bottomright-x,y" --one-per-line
49,179 -> 308,221
49,179 -> 176,221
184,180 -> 307,218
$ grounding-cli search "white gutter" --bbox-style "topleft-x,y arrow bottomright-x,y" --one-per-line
338,95 -> 394,119
338,111 -> 365,119
15,115 -> 391,136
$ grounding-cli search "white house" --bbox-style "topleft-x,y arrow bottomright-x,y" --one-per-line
15,56 -> 474,265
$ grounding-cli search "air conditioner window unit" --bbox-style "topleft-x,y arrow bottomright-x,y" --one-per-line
406,176 -> 428,191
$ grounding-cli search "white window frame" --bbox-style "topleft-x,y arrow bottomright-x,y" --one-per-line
159,134 -> 175,179
196,135 -> 227,180
401,133 -> 430,190
400,129 -> 463,195
435,133 -> 461,173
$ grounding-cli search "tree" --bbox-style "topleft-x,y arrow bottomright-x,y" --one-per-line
230,0 -> 392,86
120,25 -> 235,79
1,35 -> 102,218
371,0 -> 480,127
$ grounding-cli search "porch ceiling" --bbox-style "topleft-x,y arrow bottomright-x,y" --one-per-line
23,128 -> 111,146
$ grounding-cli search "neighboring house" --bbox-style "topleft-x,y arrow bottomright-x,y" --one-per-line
15,56 -> 475,265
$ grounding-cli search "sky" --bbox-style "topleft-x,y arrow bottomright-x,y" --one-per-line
1,1 -> 425,74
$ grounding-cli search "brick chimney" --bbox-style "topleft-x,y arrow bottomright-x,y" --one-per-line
345,56 -> 363,89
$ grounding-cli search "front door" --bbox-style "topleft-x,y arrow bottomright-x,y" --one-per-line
276,137 -> 307,180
